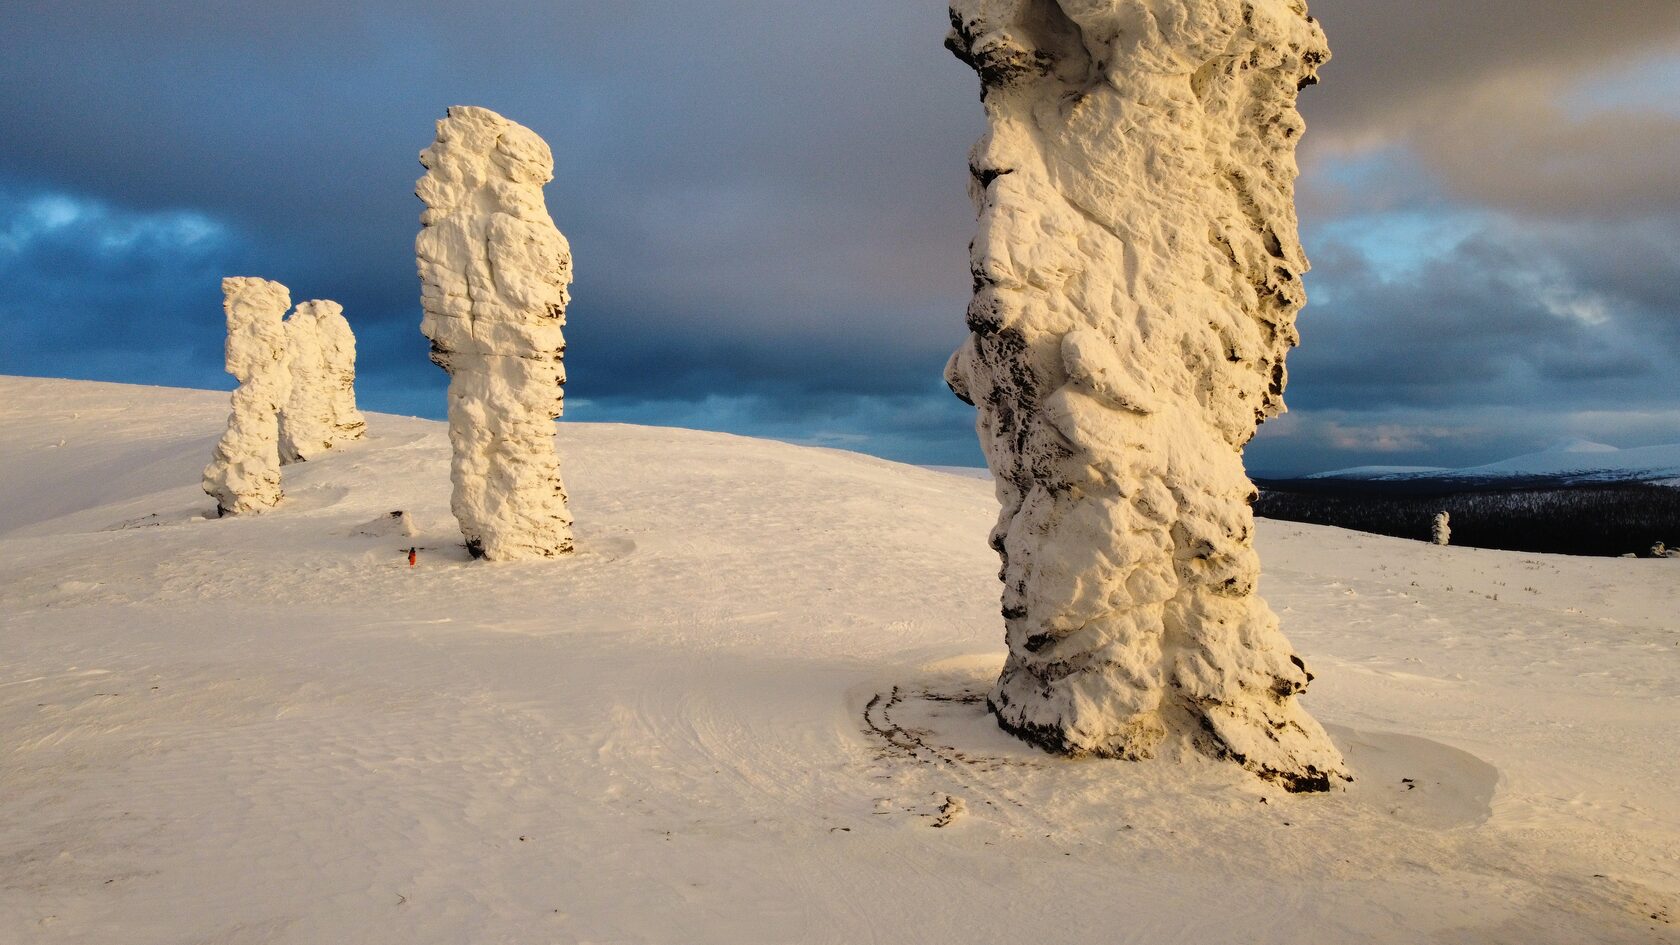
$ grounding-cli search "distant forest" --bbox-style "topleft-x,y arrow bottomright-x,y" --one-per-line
1252,479 -> 1680,558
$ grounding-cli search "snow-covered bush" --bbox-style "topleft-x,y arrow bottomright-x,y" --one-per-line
416,106 -> 574,560
203,277 -> 292,515
943,0 -> 1345,790
1433,512 -> 1451,546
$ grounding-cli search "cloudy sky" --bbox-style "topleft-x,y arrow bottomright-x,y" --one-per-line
2,1 -> 1676,474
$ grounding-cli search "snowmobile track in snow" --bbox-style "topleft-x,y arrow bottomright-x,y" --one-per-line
862,683 -> 1049,827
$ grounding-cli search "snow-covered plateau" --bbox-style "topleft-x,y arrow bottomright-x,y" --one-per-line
2,376 -> 1677,944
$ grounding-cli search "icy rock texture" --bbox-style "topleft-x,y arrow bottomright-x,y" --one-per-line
279,300 -> 366,464
416,106 -> 574,560
1433,512 -> 1451,546
944,0 -> 1346,790
317,302 -> 367,445
203,277 -> 293,515
278,305 -> 326,465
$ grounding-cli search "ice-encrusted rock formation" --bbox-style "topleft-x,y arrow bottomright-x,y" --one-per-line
1432,512 -> 1451,546
943,0 -> 1346,789
416,105 -> 574,560
280,300 -> 366,464
316,301 -> 367,445
203,277 -> 293,515
278,305 -> 326,465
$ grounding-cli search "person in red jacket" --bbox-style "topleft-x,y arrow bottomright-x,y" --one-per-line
407,547 -> 416,567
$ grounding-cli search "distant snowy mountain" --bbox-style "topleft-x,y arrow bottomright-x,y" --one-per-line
1301,465 -> 1451,480
1308,439 -> 1680,485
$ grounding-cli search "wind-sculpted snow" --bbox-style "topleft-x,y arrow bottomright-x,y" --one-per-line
944,0 -> 1345,789
203,277 -> 292,515
416,105 -> 574,560
279,300 -> 364,464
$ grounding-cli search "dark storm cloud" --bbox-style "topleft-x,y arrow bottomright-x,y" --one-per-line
0,183 -> 257,389
0,1 -> 984,446
1339,72 -> 1680,222
1303,1 -> 1680,220
1247,401 -> 1680,478
0,1 -> 978,326
1561,218 -> 1680,353
1290,222 -> 1674,412
580,386 -> 984,467
1247,206 -> 1680,475
1243,0 -> 1680,473
1305,0 -> 1680,130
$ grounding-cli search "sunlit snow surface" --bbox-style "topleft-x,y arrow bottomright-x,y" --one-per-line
2,377 -> 1676,944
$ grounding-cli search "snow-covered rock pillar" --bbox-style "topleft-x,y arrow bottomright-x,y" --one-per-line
280,300 -> 366,464
317,301 -> 367,446
416,105 -> 574,560
1432,512 -> 1451,546
279,301 -> 329,464
203,277 -> 292,515
944,0 -> 1346,789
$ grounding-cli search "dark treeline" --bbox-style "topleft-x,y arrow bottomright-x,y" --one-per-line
1252,480 -> 1680,558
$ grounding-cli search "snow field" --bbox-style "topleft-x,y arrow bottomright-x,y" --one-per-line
2,377 -> 1676,944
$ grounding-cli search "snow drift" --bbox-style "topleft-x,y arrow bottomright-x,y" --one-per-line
943,0 -> 1343,788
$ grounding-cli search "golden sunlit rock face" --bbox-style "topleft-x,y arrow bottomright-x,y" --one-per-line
944,0 -> 1346,790
417,105 -> 575,561
280,299 -> 365,465
203,276 -> 292,516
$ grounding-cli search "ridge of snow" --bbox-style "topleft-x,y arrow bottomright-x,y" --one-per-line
1459,441 -> 1680,479
1543,437 -> 1618,454
921,465 -> 992,480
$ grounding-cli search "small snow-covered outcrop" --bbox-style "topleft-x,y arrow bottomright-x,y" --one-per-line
354,510 -> 420,539
944,0 -> 1345,789
280,300 -> 366,464
203,277 -> 293,515
416,105 -> 574,560
1433,512 -> 1451,546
